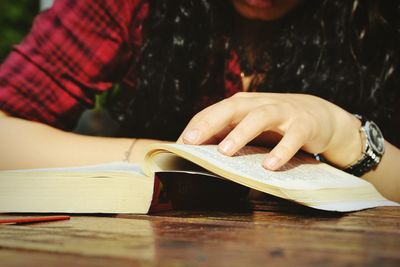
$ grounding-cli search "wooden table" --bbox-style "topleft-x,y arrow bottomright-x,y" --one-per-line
1,199 -> 399,267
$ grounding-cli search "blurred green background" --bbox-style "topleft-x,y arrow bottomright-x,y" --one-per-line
0,0 -> 39,61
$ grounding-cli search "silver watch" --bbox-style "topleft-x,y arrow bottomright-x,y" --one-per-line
344,115 -> 385,177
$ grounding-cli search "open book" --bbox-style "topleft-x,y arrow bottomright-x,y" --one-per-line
0,143 -> 398,213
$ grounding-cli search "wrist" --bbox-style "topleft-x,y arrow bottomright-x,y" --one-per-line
343,116 -> 385,176
321,113 -> 363,169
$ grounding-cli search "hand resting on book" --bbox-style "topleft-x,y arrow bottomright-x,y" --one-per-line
179,92 -> 400,202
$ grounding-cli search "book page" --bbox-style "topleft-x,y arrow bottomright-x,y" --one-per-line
152,144 -> 371,190
4,162 -> 144,174
144,144 -> 400,211
0,162 -> 153,214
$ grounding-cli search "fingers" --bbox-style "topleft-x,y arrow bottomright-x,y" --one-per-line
263,122 -> 311,170
217,107 -> 310,171
218,104 -> 283,156
180,96 -> 250,145
179,111 -> 230,145
178,93 -> 319,172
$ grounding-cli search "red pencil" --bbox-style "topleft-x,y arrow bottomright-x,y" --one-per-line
0,215 -> 70,224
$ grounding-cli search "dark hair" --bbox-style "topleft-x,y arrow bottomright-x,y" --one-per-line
107,0 -> 400,146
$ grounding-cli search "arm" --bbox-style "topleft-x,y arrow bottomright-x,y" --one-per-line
0,110 -> 165,169
362,141 -> 400,202
0,0 -> 159,169
179,92 -> 400,202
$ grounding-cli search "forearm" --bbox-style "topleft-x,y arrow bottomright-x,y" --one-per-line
0,112 -> 166,170
362,141 -> 400,202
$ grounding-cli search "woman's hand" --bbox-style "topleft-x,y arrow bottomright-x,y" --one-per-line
178,92 -> 363,170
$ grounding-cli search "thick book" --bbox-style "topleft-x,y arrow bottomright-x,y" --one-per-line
0,143 -> 398,213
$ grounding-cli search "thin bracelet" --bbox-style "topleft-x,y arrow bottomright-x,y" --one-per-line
123,139 -> 138,163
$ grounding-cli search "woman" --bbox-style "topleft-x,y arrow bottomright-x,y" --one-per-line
0,0 -> 399,201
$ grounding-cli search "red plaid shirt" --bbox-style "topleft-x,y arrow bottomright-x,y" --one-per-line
0,0 -> 242,130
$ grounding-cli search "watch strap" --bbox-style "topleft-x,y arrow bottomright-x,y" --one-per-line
343,115 -> 384,177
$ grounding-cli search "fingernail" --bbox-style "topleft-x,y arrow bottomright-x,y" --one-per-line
219,139 -> 235,155
264,155 -> 281,170
183,129 -> 200,144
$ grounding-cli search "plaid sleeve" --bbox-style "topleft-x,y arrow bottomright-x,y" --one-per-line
0,0 -> 149,130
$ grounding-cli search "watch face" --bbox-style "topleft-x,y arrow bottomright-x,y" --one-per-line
365,121 -> 385,155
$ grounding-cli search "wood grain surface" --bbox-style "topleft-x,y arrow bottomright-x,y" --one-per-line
1,198 -> 399,267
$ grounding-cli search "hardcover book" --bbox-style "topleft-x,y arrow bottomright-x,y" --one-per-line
0,143 -> 398,213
